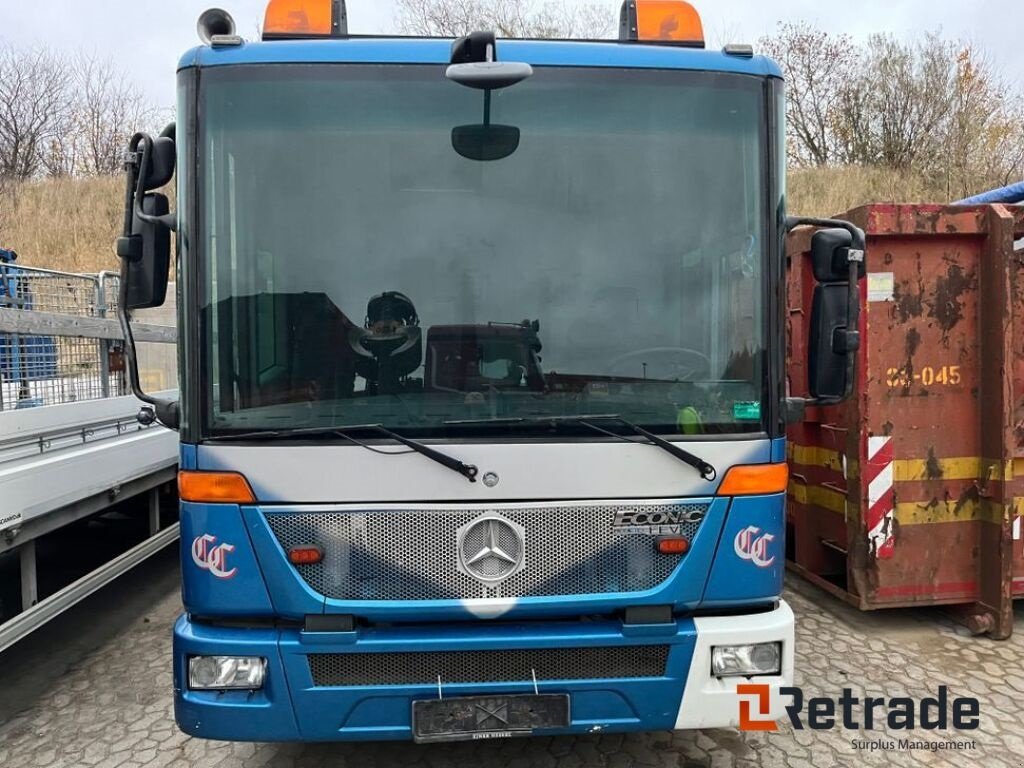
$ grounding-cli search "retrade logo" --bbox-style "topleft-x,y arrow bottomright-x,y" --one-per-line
738,684 -> 779,731
738,684 -> 981,735
191,533 -> 238,579
734,526 -> 776,568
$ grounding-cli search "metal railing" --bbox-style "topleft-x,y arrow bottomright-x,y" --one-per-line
0,264 -> 177,410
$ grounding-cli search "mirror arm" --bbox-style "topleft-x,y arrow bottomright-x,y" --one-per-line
117,131 -> 180,431
131,135 -> 179,232
785,215 -> 866,252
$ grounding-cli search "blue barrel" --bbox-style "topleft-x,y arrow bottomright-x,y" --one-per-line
0,250 -> 59,401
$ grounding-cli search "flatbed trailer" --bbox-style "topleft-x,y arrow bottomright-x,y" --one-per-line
0,266 -> 179,651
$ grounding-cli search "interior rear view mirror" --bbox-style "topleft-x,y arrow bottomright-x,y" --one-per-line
452,123 -> 521,162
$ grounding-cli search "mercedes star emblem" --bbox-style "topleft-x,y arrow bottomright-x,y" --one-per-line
457,514 -> 525,585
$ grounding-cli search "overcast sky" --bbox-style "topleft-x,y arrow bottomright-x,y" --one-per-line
1,1 -> 1021,108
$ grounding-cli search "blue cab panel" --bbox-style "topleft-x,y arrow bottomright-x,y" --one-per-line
174,613 -> 698,741
703,493 -> 785,606
180,38 -> 783,78
180,502 -> 275,616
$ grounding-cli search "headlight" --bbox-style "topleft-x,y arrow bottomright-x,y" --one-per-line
711,642 -> 781,677
188,656 -> 266,690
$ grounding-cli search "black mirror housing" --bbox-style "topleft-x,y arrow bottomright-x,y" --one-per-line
787,215 -> 866,407
809,284 -> 852,399
115,131 -> 179,430
812,228 -> 866,282
143,136 -> 176,190
123,193 -> 171,310
452,123 -> 520,161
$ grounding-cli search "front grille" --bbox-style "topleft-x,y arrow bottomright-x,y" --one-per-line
265,499 -> 708,601
308,645 -> 670,686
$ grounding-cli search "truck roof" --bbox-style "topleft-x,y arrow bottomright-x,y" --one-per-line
179,37 -> 782,79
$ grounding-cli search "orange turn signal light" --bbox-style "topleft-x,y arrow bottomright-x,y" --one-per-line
621,1 -> 704,46
717,463 -> 789,497
178,471 -> 256,504
288,545 -> 324,566
263,0 -> 333,38
656,536 -> 691,555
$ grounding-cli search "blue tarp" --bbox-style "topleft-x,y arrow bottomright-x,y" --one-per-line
954,181 -> 1024,205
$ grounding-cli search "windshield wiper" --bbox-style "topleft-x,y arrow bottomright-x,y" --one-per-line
444,414 -> 717,481
205,424 -> 479,483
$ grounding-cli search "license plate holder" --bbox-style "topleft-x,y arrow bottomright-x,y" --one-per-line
412,693 -> 570,743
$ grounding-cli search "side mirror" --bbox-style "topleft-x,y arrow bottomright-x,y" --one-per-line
119,193 -> 171,310
809,284 -> 851,399
807,228 -> 858,401
143,136 -> 176,190
811,228 -> 865,282
114,130 -> 179,430
785,217 -> 866,415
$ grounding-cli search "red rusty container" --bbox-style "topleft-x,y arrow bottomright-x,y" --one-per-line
786,203 -> 1024,638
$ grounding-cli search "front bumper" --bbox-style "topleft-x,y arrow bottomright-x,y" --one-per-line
173,601 -> 794,742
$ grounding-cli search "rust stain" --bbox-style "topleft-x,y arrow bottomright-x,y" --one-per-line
905,327 -> 922,358
952,485 -> 981,516
913,208 -> 941,232
927,263 -> 977,340
893,254 -> 925,323
895,327 -> 922,398
925,447 -> 943,480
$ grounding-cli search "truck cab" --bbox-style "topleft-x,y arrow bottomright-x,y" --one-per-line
115,0 -> 864,743
425,320 -> 545,394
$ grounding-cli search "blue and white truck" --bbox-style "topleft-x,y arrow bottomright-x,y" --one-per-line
115,0 -> 865,742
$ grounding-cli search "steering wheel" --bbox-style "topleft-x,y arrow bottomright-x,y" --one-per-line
607,347 -> 712,382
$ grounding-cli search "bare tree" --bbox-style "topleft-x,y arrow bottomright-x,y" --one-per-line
941,44 -> 1024,198
759,23 -> 857,167
396,0 -> 614,39
0,174 -> 18,243
844,33 -> 953,171
40,121 -> 80,177
74,54 -> 155,176
4,49 -> 156,180
763,21 -> 1024,200
0,47 -> 71,180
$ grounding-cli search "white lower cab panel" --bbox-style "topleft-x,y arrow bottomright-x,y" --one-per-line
675,600 -> 795,729
0,393 -> 178,531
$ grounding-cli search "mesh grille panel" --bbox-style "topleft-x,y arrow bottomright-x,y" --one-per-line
265,500 -> 707,601
309,645 -> 670,686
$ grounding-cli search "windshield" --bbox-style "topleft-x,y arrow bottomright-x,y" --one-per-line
198,64 -> 769,438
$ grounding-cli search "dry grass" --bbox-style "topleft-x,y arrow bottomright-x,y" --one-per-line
0,167 -> 965,273
0,176 -> 125,273
787,165 -> 955,218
